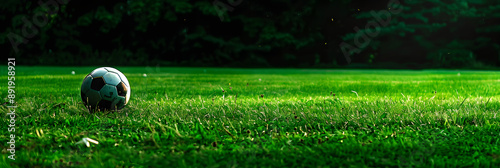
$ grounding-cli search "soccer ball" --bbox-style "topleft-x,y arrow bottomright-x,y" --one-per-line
80,67 -> 131,111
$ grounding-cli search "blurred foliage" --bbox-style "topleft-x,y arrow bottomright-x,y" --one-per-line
343,0 -> 500,68
1,0 -> 499,68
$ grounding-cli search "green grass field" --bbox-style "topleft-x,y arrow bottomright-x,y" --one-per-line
2,67 -> 500,167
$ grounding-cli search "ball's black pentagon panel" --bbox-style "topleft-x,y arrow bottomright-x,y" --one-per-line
81,75 -> 93,93
91,77 -> 106,91
97,99 -> 113,110
85,89 -> 101,106
116,82 -> 128,97
90,68 -> 108,77
81,91 -> 87,104
103,72 -> 121,86
100,84 -> 118,102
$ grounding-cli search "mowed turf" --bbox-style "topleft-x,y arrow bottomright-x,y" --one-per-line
1,66 -> 500,167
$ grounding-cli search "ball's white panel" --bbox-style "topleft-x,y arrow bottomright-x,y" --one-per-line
125,88 -> 131,104
104,67 -> 130,88
85,89 -> 101,106
100,84 -> 118,101
114,96 -> 126,109
81,75 -> 93,93
122,74 -> 130,88
90,68 -> 108,77
103,72 -> 121,86
104,67 -> 118,73
117,72 -> 130,87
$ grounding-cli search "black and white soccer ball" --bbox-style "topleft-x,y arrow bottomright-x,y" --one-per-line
80,67 -> 131,111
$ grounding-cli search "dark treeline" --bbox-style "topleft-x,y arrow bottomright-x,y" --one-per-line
1,0 -> 500,68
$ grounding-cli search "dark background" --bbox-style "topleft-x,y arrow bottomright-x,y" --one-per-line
1,0 -> 499,69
